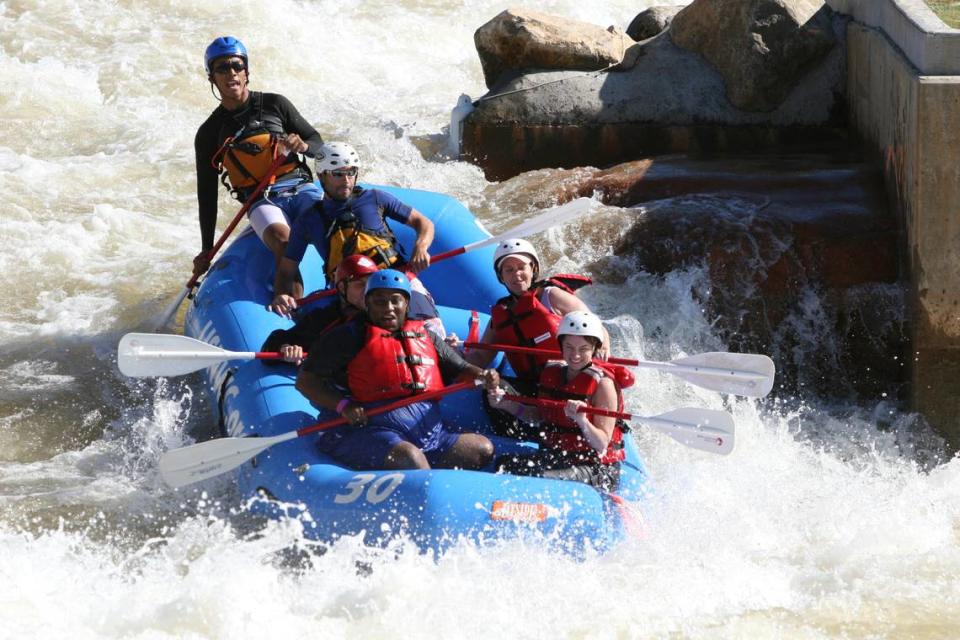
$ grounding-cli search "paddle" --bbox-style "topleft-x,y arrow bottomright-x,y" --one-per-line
159,380 -> 478,488
118,333 -> 301,377
466,342 -> 775,398
295,196 -> 595,306
504,395 -> 735,455
150,154 -> 287,331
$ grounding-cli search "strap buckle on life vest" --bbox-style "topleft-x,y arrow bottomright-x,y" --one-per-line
402,382 -> 428,392
397,355 -> 436,366
395,330 -> 425,339
326,209 -> 358,239
229,140 -> 264,155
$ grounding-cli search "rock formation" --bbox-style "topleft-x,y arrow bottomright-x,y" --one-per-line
462,1 -> 847,180
626,6 -> 685,42
670,0 -> 837,111
474,9 -> 630,89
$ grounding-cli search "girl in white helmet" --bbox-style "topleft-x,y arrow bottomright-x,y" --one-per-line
489,311 -> 631,491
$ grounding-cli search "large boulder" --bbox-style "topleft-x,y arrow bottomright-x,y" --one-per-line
670,0 -> 837,112
626,6 -> 685,41
474,9 -> 631,89
463,18 -> 848,180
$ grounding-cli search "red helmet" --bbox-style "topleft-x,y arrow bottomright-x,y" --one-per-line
335,254 -> 379,285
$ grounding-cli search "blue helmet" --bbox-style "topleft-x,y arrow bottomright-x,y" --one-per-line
364,269 -> 411,298
204,36 -> 248,75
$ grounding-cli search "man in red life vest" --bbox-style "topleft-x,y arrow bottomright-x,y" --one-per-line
489,310 -> 630,491
296,270 -> 499,470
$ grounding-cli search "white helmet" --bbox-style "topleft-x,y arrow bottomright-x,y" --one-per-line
558,311 -> 605,343
315,142 -> 361,172
493,238 -> 539,276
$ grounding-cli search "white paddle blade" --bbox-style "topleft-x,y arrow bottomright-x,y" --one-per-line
463,198 -> 594,252
118,333 -> 248,377
669,352 -> 776,398
159,432 -> 295,488
507,197 -> 594,238
641,407 -> 735,455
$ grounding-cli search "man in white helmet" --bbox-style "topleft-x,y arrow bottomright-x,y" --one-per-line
270,142 -> 436,320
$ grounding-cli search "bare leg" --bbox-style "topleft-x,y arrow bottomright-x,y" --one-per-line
437,433 -> 494,470
383,441 -> 430,470
261,221 -> 290,265
261,222 -> 305,299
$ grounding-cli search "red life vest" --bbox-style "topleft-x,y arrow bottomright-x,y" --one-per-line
490,285 -> 560,379
489,275 -> 591,379
346,319 -> 444,402
537,361 -> 628,465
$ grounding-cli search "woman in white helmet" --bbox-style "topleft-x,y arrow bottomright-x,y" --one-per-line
489,310 -> 631,491
463,238 -> 610,385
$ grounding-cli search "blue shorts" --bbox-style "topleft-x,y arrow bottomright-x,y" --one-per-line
316,400 -> 462,469
256,180 -> 323,223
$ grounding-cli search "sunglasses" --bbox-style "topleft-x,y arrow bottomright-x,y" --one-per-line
328,167 -> 358,177
213,60 -> 246,74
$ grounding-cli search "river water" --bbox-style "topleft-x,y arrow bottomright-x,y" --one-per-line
1,1 -> 958,638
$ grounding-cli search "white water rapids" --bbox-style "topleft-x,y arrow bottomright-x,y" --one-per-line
1,1 -> 958,638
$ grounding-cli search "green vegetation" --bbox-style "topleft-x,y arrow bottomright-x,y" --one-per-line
927,1 -> 960,28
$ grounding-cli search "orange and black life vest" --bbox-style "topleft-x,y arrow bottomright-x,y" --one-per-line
346,319 -> 444,403
537,361 -> 632,465
211,127 -> 301,197
489,275 -> 593,380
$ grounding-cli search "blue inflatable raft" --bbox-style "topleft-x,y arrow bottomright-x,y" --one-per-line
183,185 -> 650,555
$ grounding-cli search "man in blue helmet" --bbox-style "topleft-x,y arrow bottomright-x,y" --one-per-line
296,269 -> 499,471
193,36 -> 324,275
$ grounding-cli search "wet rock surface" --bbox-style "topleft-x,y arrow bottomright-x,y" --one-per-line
463,6 -> 848,181
525,154 -> 906,399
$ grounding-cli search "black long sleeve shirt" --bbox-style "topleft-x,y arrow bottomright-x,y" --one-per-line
194,91 -> 323,250
260,301 -> 355,353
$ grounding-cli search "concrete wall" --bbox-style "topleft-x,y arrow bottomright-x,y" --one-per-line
828,0 -> 960,73
836,0 -> 960,445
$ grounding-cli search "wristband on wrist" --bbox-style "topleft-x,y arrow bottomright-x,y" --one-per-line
336,398 -> 351,414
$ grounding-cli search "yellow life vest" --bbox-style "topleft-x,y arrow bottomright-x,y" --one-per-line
324,191 -> 402,280
212,129 -> 300,195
